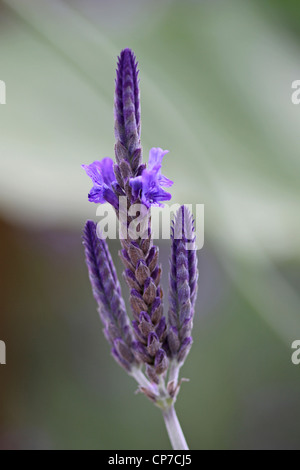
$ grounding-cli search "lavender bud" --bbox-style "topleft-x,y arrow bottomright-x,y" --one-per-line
119,160 -> 132,181
124,269 -> 141,291
132,320 -> 146,343
147,332 -> 160,356
114,48 -> 141,174
114,338 -> 135,364
140,237 -> 151,255
131,148 -> 143,173
151,297 -> 163,325
114,141 -> 128,165
167,206 -> 198,363
177,337 -> 193,364
119,249 -> 134,272
167,326 -> 180,355
146,364 -> 159,385
83,220 -> 138,371
155,317 -> 167,342
136,163 -> 146,176
128,244 -> 144,265
132,341 -> 153,364
111,348 -> 132,372
130,289 -> 148,317
143,277 -> 157,305
138,312 -> 153,337
151,266 -> 162,286
154,349 -> 168,375
147,246 -> 159,272
135,260 -> 150,284
180,317 -> 193,341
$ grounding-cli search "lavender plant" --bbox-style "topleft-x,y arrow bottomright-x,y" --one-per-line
82,49 -> 198,450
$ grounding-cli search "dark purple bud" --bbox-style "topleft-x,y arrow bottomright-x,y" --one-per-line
155,317 -> 167,342
151,297 -> 163,325
179,301 -> 192,325
106,323 -> 120,343
132,341 -> 153,364
114,338 -> 135,364
154,349 -> 168,375
130,289 -> 148,317
147,332 -> 160,356
131,148 -> 143,173
177,280 -> 190,305
147,246 -> 159,273
138,312 -> 153,337
143,277 -> 157,305
128,244 -> 144,265
111,347 -> 132,372
151,266 -> 161,286
113,163 -> 124,188
119,160 -> 132,181
179,317 -> 193,340
124,269 -> 141,291
167,326 -> 180,355
136,163 -> 146,177
119,249 -> 134,272
132,320 -> 147,344
146,364 -> 159,384
111,181 -> 125,197
177,337 -> 193,364
114,141 -> 129,166
140,237 -> 151,255
135,260 -> 150,284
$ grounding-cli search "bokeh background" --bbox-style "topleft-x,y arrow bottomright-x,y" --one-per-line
0,0 -> 300,450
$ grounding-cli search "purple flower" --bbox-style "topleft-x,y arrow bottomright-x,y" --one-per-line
82,157 -> 119,209
130,147 -> 173,207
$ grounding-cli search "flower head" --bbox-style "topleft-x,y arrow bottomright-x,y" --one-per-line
167,206 -> 198,363
82,157 -> 119,209
130,147 -> 173,207
83,220 -> 139,371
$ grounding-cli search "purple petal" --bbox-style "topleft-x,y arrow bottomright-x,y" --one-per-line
99,158 -> 116,186
148,148 -> 169,171
82,158 -> 117,206
129,175 -> 143,199
88,185 -> 106,204
158,173 -> 173,188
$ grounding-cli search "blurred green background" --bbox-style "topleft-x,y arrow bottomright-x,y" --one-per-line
0,0 -> 300,450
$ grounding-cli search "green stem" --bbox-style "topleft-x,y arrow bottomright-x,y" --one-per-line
162,405 -> 189,450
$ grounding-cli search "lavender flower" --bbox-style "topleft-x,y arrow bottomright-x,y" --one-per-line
83,220 -> 138,372
167,206 -> 198,364
82,48 -> 199,451
82,158 -> 119,209
130,147 -> 173,207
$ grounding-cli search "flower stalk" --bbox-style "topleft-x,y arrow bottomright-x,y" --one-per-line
163,405 -> 189,451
